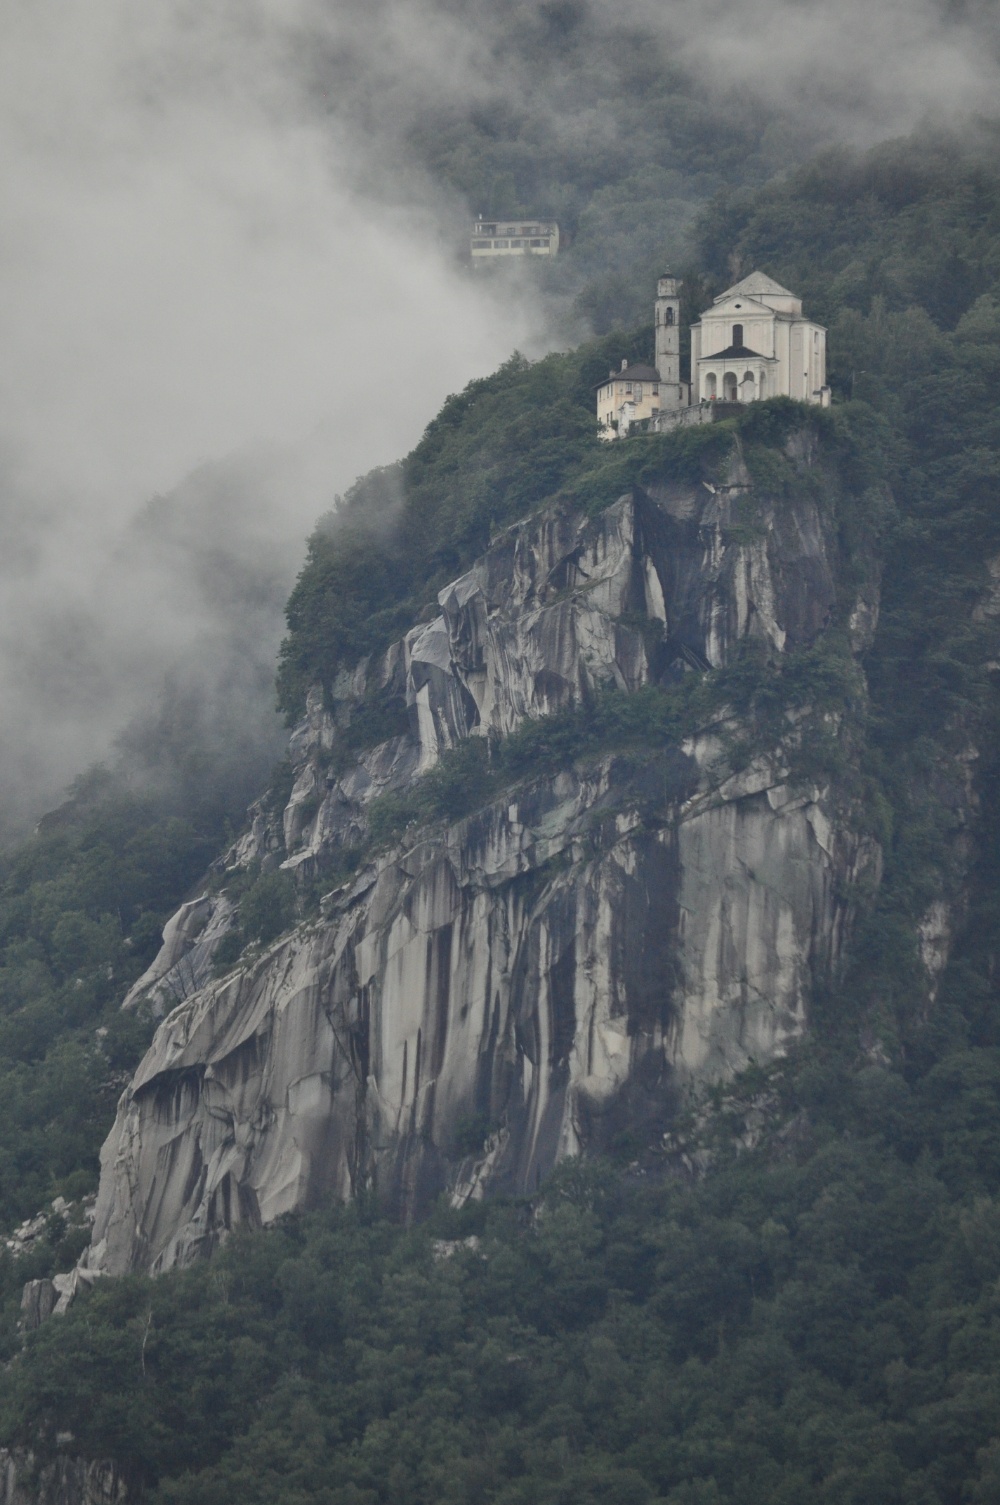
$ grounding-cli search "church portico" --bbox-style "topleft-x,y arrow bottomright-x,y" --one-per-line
698,344 -> 776,404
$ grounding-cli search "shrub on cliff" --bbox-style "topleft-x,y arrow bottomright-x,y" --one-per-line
0,781 -> 217,1226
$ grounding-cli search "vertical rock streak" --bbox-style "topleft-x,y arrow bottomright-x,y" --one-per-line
85,453 -> 880,1275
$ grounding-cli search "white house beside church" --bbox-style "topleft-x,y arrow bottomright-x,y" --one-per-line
595,361 -> 663,435
598,270 -> 830,439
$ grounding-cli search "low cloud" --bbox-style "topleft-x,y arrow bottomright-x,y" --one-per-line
291,0 -> 1000,168
649,0 -> 1000,144
2,0 -> 999,836
0,0 -> 542,836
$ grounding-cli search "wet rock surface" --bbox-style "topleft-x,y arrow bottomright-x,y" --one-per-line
84,448 -> 880,1276
0,1454 -> 125,1505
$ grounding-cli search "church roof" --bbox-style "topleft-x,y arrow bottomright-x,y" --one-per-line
702,343 -> 773,361
714,270 -> 797,303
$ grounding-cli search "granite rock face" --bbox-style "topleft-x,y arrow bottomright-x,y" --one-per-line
0,1454 -> 125,1505
254,455 -> 842,878
121,895 -> 235,1018
84,442 -> 880,1276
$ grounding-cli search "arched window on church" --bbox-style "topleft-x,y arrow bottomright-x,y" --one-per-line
665,308 -> 674,326
732,323 -> 744,347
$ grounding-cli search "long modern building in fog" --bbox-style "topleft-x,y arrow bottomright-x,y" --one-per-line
471,219 -> 560,258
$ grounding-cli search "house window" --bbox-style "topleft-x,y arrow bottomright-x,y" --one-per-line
652,384 -> 659,395
634,384 -> 643,400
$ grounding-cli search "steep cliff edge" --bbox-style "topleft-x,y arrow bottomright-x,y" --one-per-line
83,430 -> 882,1276
11,136 -> 1000,1505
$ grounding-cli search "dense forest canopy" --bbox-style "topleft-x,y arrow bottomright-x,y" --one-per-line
5,1061 -> 1000,1505
3,118 -> 1000,1503
307,0 -> 821,333
0,773 -> 223,1228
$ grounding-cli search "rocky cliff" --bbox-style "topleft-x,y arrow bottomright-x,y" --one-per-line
81,435 -> 881,1277
0,1455 -> 125,1505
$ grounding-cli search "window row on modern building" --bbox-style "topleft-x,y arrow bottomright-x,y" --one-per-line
470,219 -> 560,257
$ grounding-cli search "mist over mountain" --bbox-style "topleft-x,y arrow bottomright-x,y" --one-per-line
4,0 -> 1000,838
4,6 -> 1000,1503
3,120 -> 1000,1501
0,0 -> 541,838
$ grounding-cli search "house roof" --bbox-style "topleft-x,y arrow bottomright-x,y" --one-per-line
595,363 -> 660,388
715,270 -> 797,303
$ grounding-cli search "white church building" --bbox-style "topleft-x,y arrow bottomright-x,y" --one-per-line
691,271 -> 829,406
599,270 -> 830,439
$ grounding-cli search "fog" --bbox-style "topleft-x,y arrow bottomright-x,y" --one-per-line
288,0 -> 1000,167
0,0 -> 541,838
2,0 -> 999,839
628,0 -> 1000,144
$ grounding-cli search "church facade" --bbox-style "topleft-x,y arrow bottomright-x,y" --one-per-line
691,271 -> 829,407
598,270 -> 830,439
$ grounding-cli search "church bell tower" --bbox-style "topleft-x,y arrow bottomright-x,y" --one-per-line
655,274 -> 686,408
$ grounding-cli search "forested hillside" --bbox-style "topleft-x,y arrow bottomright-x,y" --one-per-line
3,130 -> 1000,1502
7,1091 -> 1000,1505
0,779 -> 220,1230
319,0 -> 808,331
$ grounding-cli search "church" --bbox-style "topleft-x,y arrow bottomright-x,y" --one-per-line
598,270 -> 830,439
